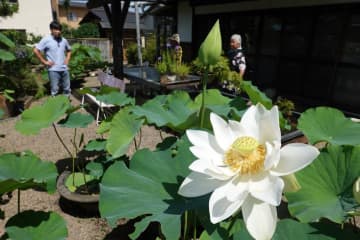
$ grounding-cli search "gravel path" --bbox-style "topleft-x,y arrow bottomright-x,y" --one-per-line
0,94 -> 165,239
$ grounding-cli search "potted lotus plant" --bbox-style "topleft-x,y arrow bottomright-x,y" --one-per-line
14,90 -> 134,209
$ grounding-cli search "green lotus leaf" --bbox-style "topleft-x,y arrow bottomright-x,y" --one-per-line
5,210 -> 67,240
95,91 -> 134,106
65,172 -> 96,192
241,81 -> 272,109
85,162 -> 103,179
15,96 -> 70,135
132,91 -> 198,133
58,112 -> 94,128
286,145 -> 360,223
106,108 -> 144,158
232,219 -> 358,240
0,32 -> 16,48
0,152 -> 57,194
297,107 -> 360,145
100,136 -> 207,239
198,20 -> 222,65
85,139 -> 107,151
0,49 -> 15,61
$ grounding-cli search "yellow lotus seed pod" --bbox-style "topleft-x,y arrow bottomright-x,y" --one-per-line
198,20 -> 222,66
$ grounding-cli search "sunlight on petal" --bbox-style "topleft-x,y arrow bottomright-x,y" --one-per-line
178,172 -> 225,198
209,183 -> 244,223
271,143 -> 320,176
210,113 -> 235,151
249,173 -> 284,206
187,129 -> 224,154
242,196 -> 277,240
189,146 -> 224,166
189,160 -> 232,180
259,106 -> 281,144
264,141 -> 281,170
226,176 -> 249,202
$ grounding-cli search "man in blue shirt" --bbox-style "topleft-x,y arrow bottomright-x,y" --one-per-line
34,21 -> 72,96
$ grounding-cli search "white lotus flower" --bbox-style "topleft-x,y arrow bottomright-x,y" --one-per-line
178,103 -> 320,240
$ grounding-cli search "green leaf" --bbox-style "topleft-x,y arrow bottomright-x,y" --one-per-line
132,91 -> 198,133
198,20 -> 222,65
5,210 -> 67,240
100,136 -> 206,239
0,152 -> 57,194
86,162 -> 103,179
241,81 -> 272,109
0,109 -> 4,119
85,139 -> 107,151
286,145 -> 360,223
233,219 -> 358,240
15,96 -> 71,135
65,172 -> 95,192
297,107 -> 360,145
0,49 -> 15,61
106,108 -> 143,158
58,112 -> 94,128
96,91 -> 134,106
0,32 -> 16,48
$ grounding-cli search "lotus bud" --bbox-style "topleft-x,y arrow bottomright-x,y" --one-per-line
198,19 -> 222,66
353,177 -> 360,204
282,174 -> 301,193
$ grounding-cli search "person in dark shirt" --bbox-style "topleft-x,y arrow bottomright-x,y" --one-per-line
227,34 -> 246,78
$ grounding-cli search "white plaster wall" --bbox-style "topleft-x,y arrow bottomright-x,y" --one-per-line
195,0 -> 360,15
0,0 -> 53,36
177,1 -> 192,43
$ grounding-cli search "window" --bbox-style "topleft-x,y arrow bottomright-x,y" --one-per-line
67,12 -> 77,22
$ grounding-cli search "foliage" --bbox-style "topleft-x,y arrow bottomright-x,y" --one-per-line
0,39 -> 46,99
5,211 -> 68,240
298,107 -> 360,145
0,0 -> 18,17
155,51 -> 190,79
68,43 -> 104,80
2,30 -> 27,45
126,33 -> 157,65
72,23 -> 100,38
191,55 -> 242,89
0,32 -> 15,61
286,145 -> 360,223
276,96 -> 295,117
0,151 -> 58,194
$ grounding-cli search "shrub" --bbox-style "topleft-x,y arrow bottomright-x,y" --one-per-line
73,23 -> 100,38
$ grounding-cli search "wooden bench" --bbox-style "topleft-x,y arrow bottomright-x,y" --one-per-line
81,70 -> 126,125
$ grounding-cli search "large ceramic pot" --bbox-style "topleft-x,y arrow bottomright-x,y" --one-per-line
57,171 -> 99,213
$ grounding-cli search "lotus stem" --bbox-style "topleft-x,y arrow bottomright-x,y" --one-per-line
183,210 -> 189,240
159,129 -> 164,141
52,123 -> 74,159
200,66 -> 209,128
17,189 -> 20,214
193,211 -> 197,240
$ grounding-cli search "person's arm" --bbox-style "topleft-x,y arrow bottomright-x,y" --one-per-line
64,50 -> 71,65
33,48 -> 53,67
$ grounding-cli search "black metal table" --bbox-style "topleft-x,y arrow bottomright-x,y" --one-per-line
123,66 -> 201,94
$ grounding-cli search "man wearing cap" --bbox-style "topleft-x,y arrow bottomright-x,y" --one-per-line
168,33 -> 183,65
33,21 -> 72,97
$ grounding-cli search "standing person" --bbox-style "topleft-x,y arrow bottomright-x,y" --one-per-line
168,33 -> 183,65
227,34 -> 246,78
33,21 -> 72,97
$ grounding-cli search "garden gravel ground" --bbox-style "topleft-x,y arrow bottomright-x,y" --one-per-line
0,94 -> 167,239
